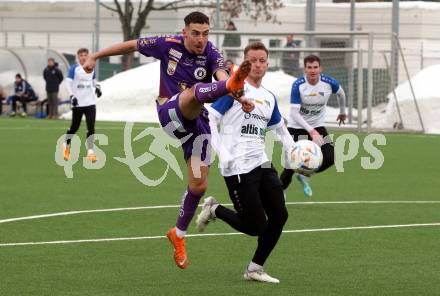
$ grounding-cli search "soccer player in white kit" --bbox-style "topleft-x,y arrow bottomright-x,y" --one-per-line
280,54 -> 347,197
63,48 -> 102,162
196,42 -> 296,284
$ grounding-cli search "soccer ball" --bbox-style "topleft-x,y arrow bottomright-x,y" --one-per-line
289,140 -> 323,175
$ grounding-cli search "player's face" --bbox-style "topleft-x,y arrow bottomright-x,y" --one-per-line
183,23 -> 209,55
245,49 -> 268,81
78,52 -> 89,66
304,61 -> 321,83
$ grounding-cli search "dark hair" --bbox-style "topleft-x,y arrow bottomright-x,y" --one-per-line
77,48 -> 89,55
304,54 -> 321,67
184,11 -> 209,26
244,42 -> 269,58
48,57 -> 55,62
15,73 -> 22,78
225,59 -> 233,64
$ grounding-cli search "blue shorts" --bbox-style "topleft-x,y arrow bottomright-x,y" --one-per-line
156,94 -> 211,163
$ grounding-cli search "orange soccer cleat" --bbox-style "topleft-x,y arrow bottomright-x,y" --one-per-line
226,60 -> 251,98
63,144 -> 70,161
166,227 -> 189,269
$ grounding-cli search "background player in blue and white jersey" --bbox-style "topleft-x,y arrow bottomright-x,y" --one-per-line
280,54 -> 347,197
63,48 -> 102,163
197,42 -> 296,283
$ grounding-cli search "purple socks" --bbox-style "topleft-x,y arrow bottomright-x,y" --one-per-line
194,80 -> 228,103
175,187 -> 203,233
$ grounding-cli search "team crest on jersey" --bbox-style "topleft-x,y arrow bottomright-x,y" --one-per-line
167,60 -> 177,76
194,67 -> 207,80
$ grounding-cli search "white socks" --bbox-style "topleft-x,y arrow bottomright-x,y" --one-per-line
175,227 -> 186,238
247,261 -> 263,272
210,204 -> 219,217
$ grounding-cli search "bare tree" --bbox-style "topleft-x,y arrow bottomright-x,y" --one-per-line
221,0 -> 283,23
101,0 -> 283,70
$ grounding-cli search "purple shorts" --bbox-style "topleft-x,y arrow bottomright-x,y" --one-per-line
156,94 -> 211,163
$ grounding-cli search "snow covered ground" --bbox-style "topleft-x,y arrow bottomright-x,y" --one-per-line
61,61 -> 440,134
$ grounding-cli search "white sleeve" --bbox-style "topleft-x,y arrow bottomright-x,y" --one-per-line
207,109 -> 233,166
336,87 -> 346,114
207,110 -> 222,156
290,104 -> 314,132
66,78 -> 73,96
272,122 -> 297,170
93,78 -> 100,88
273,123 -> 295,153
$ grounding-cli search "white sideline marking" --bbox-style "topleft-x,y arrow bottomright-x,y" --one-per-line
1,222 -> 439,247
1,200 -> 440,225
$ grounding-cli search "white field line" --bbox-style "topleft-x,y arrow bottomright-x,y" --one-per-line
1,222 -> 440,247
2,200 -> 440,225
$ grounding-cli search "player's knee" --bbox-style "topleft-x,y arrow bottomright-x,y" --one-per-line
318,144 -> 335,172
276,207 -> 289,228
245,218 -> 268,236
189,180 -> 207,196
324,146 -> 335,165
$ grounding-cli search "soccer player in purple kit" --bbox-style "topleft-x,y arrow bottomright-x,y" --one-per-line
82,11 -> 252,269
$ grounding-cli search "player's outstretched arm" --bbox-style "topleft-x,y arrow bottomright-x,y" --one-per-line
335,87 -> 347,125
290,104 -> 324,146
83,40 -> 138,73
207,111 -> 233,168
272,123 -> 296,153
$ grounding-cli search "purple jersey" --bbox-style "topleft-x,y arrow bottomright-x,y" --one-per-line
137,34 -> 226,99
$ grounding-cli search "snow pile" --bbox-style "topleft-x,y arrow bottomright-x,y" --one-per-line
373,64 -> 440,134
261,70 -> 296,118
97,61 -> 161,122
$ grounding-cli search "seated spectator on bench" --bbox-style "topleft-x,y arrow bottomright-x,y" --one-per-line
10,74 -> 38,117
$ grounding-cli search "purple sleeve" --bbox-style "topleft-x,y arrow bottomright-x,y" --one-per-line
137,36 -> 167,59
208,44 -> 227,76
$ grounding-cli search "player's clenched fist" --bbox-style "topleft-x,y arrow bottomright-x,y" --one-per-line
238,96 -> 255,113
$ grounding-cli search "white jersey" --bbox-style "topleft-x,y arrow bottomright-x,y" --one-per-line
208,82 -> 283,177
66,64 -> 97,107
288,74 -> 344,129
